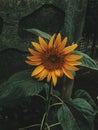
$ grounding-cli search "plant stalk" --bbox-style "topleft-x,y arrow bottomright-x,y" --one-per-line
40,81 -> 53,130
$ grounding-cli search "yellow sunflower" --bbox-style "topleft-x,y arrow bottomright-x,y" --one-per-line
25,33 -> 82,86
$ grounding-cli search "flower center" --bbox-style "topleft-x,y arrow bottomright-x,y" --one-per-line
41,48 -> 65,71
48,55 -> 59,63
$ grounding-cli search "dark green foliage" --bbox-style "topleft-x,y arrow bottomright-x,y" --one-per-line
0,70 -> 47,107
0,70 -> 47,129
73,89 -> 98,109
73,51 -> 98,70
0,70 -> 97,130
26,28 -> 51,40
57,90 -> 98,130
58,103 -> 80,130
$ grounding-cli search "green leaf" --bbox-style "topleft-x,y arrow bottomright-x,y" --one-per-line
0,70 -> 46,106
68,98 -> 96,130
73,51 -> 98,70
57,103 -> 80,130
57,89 -> 98,130
73,89 -> 98,113
26,28 -> 51,40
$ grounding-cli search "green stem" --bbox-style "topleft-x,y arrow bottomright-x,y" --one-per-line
50,102 -> 63,107
40,81 -> 53,130
45,122 -> 61,130
49,122 -> 61,128
40,113 -> 47,130
35,94 -> 47,101
19,124 -> 40,130
45,123 -> 50,130
52,94 -> 64,103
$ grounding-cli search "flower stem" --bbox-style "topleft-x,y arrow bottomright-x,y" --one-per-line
18,124 -> 40,130
40,81 -> 53,130
35,94 -> 47,101
40,113 -> 47,130
52,94 -> 64,103
50,102 -> 63,107
49,122 -> 61,128
45,122 -> 61,130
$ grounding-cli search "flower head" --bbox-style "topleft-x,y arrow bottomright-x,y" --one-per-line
25,33 -> 82,86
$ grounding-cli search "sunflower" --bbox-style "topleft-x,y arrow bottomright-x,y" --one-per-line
25,33 -> 82,86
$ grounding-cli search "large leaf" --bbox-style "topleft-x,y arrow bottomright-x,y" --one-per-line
57,103 -> 80,130
73,51 -> 98,70
57,89 -> 98,130
68,98 -> 97,130
0,70 -> 47,106
73,89 -> 98,111
26,28 -> 51,40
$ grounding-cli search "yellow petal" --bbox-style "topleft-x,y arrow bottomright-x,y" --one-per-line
51,72 -> 57,87
35,69 -> 48,80
31,65 -> 44,76
25,60 -> 33,66
62,68 -> 74,79
57,37 -> 67,53
54,33 -> 61,48
32,42 -> 43,52
25,60 -> 41,66
28,48 -> 40,56
67,61 -> 82,65
48,34 -> 56,48
26,56 -> 41,61
39,36 -> 48,51
65,54 -> 82,61
63,63 -> 79,71
60,71 -> 63,77
63,44 -> 78,54
54,69 -> 61,77
47,73 -> 52,82
60,37 -> 67,49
